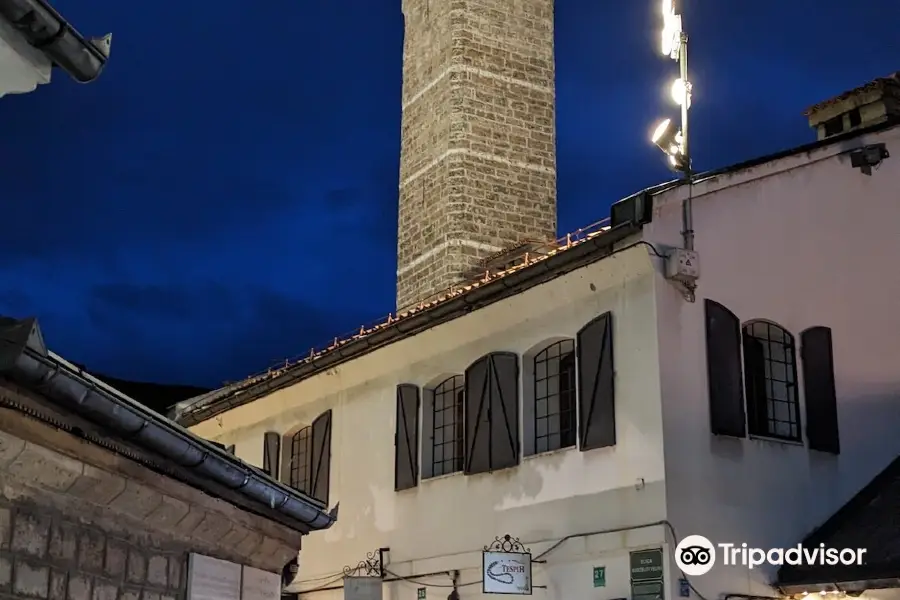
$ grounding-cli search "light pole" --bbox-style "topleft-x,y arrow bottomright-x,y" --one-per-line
650,0 -> 694,250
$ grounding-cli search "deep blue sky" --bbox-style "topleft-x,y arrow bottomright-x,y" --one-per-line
2,0 -> 898,387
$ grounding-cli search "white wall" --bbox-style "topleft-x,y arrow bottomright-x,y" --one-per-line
647,125 -> 900,597
0,18 -> 51,97
189,245 -> 675,600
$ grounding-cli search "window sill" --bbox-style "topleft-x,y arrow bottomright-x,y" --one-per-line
749,435 -> 805,447
421,470 -> 464,484
523,445 -> 577,461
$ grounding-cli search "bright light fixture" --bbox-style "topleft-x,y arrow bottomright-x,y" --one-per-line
651,118 -> 687,171
670,78 -> 692,108
652,118 -> 672,145
661,14 -> 682,58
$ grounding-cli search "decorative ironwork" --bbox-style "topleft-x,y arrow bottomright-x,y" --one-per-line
484,534 -> 530,554
342,548 -> 389,578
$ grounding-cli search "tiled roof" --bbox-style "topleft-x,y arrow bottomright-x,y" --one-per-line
778,454 -> 900,586
804,72 -> 900,116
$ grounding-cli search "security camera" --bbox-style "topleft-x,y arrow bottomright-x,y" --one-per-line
849,143 -> 889,175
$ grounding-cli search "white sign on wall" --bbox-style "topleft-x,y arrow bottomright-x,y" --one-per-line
187,553 -> 242,600
344,576 -> 384,600
482,551 -> 533,595
242,566 -> 282,600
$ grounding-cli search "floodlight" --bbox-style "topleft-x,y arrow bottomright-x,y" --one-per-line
651,119 -> 676,148
652,119 -> 688,171
670,78 -> 692,108
661,0 -> 674,17
661,14 -> 682,58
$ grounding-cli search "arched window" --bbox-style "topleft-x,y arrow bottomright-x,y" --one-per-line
742,321 -> 801,441
422,375 -> 465,478
289,426 -> 312,493
528,340 -> 576,455
283,410 -> 333,504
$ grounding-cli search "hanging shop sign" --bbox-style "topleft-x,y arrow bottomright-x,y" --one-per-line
482,535 -> 533,595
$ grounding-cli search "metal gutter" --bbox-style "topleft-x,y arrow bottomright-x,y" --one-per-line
174,221 -> 645,427
0,317 -> 337,534
0,0 -> 110,83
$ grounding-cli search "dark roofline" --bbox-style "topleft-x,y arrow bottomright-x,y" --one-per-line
175,116 -> 900,429
777,454 -> 900,587
0,316 -> 337,534
0,0 -> 109,83
804,72 -> 900,116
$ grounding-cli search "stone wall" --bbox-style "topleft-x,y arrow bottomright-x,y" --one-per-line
0,500 -> 186,600
0,379 -> 305,599
396,0 -> 558,311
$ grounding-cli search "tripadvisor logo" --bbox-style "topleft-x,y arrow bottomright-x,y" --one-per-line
675,535 -> 867,577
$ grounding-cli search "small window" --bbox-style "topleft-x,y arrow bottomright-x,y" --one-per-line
848,108 -> 862,128
742,321 -> 801,441
431,375 -> 465,477
289,426 -> 312,493
823,115 -> 843,137
533,340 -> 577,454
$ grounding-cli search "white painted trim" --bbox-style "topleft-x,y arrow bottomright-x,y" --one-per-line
402,64 -> 552,110
397,239 -> 503,276
400,147 -> 553,189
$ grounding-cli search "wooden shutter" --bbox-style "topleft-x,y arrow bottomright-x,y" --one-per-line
705,299 -> 746,437
576,312 -> 616,451
394,384 -> 420,491
420,388 -> 435,479
464,357 -> 491,475
309,410 -> 332,504
489,352 -> 520,470
801,327 -> 840,454
263,431 -> 280,478
465,353 -> 520,474
742,332 -> 768,436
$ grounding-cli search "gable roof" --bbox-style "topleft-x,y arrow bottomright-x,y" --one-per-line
0,316 -> 337,535
778,454 -> 900,588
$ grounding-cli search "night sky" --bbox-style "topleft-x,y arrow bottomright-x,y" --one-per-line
2,0 -> 898,388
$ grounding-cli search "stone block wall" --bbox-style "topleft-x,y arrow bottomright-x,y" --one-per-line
396,0 -> 558,311
0,500 -> 186,600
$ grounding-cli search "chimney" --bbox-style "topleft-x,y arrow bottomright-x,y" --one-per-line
805,72 -> 900,141
395,0 -> 557,312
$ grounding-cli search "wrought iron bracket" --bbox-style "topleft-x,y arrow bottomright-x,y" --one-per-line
484,534 -> 530,554
342,548 -> 390,578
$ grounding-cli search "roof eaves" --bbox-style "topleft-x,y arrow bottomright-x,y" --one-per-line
174,219 -> 646,427
0,316 -> 337,534
0,0 -> 110,83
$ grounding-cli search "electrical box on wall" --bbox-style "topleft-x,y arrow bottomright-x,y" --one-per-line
665,248 -> 699,284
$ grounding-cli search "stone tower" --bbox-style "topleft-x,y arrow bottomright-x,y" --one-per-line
396,0 -> 558,311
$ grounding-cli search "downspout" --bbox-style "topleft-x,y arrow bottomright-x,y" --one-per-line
0,0 -> 110,83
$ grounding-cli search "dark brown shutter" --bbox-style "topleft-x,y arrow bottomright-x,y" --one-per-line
464,357 -> 491,475
489,352 -> 520,470
263,431 -> 280,478
309,410 -> 332,504
742,332 -> 768,436
394,384 -> 420,491
576,312 -> 616,451
801,327 -> 840,454
705,299 -> 746,437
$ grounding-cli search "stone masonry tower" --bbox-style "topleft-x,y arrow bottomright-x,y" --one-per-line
396,0 -> 557,311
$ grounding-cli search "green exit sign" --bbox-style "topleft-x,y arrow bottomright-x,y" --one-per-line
417,589 -> 426,600
593,566 -> 606,587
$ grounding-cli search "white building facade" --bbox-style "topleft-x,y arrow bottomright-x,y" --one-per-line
177,81 -> 900,600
